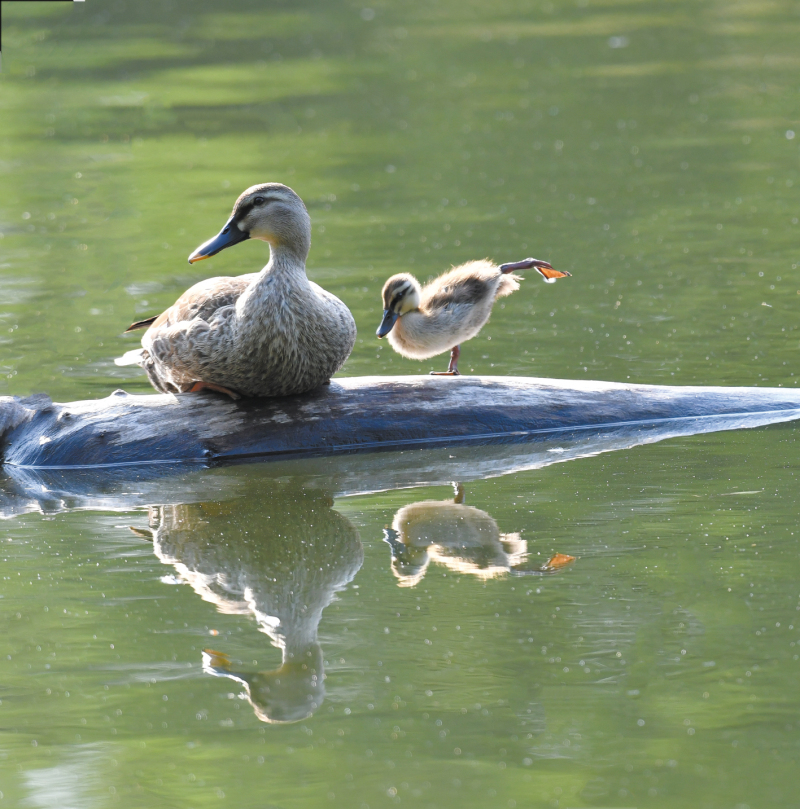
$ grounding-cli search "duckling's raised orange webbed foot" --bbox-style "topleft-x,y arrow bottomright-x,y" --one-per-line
499,257 -> 572,282
187,381 -> 242,400
430,345 -> 461,376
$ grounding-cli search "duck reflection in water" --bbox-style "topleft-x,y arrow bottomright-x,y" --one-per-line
133,479 -> 363,723
384,483 -> 574,587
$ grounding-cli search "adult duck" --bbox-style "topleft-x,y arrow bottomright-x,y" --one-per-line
116,183 -> 356,398
376,257 -> 570,375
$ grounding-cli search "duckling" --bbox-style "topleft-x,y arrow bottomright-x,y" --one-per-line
383,483 -> 575,587
376,257 -> 570,375
115,183 -> 356,398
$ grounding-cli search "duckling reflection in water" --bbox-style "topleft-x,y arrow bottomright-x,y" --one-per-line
133,482 -> 362,723
383,483 -> 574,587
376,257 -> 570,374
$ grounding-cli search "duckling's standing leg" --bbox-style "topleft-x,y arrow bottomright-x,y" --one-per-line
430,345 -> 461,376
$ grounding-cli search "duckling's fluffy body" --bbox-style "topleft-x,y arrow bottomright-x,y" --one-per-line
388,498 -> 527,586
384,484 -> 576,587
118,183 -> 356,398
385,259 -> 520,360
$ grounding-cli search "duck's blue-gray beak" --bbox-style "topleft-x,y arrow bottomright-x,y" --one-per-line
376,309 -> 399,338
188,217 -> 249,264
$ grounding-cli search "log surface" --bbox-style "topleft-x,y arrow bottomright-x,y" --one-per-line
1,375 -> 800,470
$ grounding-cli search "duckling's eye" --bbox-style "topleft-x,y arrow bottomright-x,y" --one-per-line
253,196 -> 266,205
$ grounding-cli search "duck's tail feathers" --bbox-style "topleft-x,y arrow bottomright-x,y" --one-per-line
114,348 -> 145,367
124,315 -> 158,333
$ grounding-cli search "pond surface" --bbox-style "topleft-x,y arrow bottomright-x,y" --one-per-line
1,0 -> 799,806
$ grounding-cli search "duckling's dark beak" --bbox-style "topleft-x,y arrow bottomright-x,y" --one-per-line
376,309 -> 399,338
188,217 -> 249,264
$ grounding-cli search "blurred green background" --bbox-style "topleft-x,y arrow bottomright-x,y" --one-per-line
1,0 -> 797,399
1,1 -> 800,807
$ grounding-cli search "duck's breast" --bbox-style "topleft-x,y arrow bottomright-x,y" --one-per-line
227,277 -> 356,396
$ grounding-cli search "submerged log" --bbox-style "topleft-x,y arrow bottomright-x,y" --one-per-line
2,375 -> 800,471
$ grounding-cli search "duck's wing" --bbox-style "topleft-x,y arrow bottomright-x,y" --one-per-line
139,274 -> 257,333
136,274 -> 260,392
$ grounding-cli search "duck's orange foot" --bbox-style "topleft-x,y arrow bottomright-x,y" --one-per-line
541,553 -> 576,571
187,381 -> 241,400
499,257 -> 571,282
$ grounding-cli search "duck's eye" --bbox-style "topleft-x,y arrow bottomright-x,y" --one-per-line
253,196 -> 266,205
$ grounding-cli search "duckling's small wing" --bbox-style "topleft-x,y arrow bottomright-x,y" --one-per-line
425,275 -> 493,310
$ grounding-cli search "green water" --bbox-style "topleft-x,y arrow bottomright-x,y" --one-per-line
1,0 -> 800,806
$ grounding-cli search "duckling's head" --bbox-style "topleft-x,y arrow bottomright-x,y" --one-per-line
188,183 -> 311,264
376,274 -> 421,338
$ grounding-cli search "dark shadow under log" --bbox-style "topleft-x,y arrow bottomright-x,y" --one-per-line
2,375 -> 800,471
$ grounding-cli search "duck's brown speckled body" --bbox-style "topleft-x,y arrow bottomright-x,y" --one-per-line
116,183 -> 356,398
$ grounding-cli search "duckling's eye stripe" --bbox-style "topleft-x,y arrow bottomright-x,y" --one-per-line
390,294 -> 403,310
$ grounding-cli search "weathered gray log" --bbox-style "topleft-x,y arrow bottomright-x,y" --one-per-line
2,375 -> 800,471
1,374 -> 799,517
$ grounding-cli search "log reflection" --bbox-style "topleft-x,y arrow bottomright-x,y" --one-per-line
384,483 -> 574,587
137,480 -> 362,723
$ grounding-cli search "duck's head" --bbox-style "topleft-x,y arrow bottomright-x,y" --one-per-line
376,273 -> 421,338
203,646 -> 325,724
188,183 -> 311,264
